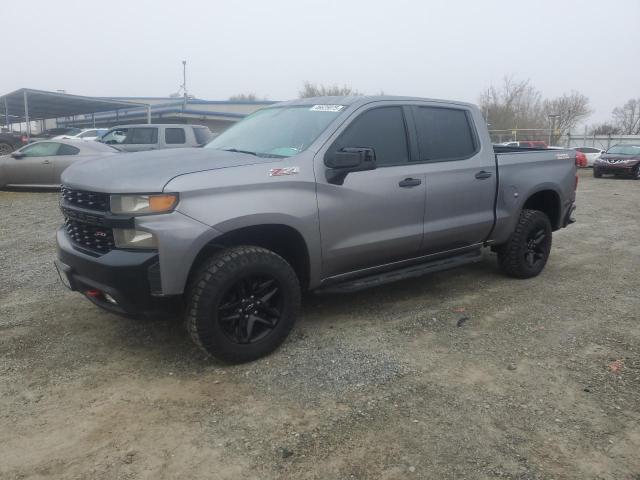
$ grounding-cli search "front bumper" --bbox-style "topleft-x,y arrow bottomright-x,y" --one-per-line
55,228 -> 181,317
594,161 -> 639,174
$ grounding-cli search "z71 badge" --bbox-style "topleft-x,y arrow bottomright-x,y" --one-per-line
269,167 -> 300,177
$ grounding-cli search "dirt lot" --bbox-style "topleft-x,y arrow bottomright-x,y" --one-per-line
1,169 -> 639,480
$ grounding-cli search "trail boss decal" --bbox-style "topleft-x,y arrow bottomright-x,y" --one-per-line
310,105 -> 345,112
269,167 -> 300,177
555,153 -> 570,160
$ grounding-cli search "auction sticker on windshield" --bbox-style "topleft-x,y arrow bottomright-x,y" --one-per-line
310,105 -> 345,112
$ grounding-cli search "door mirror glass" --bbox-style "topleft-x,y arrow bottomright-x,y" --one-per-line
11,151 -> 25,159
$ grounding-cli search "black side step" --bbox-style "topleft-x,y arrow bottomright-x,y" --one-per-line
316,250 -> 483,294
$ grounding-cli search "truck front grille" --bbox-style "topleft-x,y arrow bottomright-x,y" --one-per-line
64,218 -> 114,253
61,187 -> 110,212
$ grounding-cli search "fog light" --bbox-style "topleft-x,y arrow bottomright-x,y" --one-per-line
104,293 -> 118,305
113,228 -> 157,249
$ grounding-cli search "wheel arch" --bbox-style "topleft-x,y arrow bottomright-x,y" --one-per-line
187,223 -> 312,291
521,188 -> 562,230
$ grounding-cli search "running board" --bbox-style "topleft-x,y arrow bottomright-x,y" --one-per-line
316,250 -> 483,294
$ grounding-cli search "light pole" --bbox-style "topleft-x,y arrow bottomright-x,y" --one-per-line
548,114 -> 560,146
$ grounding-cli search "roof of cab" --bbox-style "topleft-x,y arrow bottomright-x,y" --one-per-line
274,95 -> 477,110
107,123 -> 208,129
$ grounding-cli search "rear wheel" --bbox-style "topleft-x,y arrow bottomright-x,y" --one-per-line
185,246 -> 301,363
497,209 -> 552,279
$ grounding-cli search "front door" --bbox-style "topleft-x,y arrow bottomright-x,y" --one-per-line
316,105 -> 426,277
4,142 -> 58,185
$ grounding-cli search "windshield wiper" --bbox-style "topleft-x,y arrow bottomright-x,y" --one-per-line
220,148 -> 257,156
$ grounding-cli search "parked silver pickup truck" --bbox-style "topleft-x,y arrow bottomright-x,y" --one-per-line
55,96 -> 577,362
98,123 -> 213,152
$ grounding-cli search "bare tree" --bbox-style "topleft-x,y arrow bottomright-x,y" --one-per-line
543,91 -> 592,142
612,98 -> 640,134
229,93 -> 259,101
299,81 -> 361,98
478,76 -> 546,132
589,122 -> 620,135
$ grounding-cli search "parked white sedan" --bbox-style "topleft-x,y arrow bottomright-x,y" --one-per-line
53,128 -> 108,141
572,147 -> 604,167
0,139 -> 117,189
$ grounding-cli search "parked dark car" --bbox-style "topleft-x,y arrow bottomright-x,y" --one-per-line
593,144 -> 640,179
0,132 -> 28,155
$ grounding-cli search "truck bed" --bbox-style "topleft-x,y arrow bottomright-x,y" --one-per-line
490,146 -> 577,244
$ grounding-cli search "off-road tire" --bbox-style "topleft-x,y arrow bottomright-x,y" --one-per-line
185,246 -> 301,363
497,209 -> 552,279
593,168 -> 603,178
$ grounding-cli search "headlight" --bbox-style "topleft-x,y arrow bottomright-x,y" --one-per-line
113,228 -> 157,249
110,194 -> 178,215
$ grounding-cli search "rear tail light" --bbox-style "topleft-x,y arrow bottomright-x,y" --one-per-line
20,135 -> 28,143
575,174 -> 579,190
575,151 -> 587,167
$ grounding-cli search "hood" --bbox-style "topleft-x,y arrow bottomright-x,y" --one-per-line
61,148 -> 278,193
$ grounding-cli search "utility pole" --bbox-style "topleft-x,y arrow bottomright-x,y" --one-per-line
548,114 -> 560,146
182,60 -> 188,108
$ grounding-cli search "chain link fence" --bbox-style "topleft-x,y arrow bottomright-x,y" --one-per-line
489,129 -> 640,150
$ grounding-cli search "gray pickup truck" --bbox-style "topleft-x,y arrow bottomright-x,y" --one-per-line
55,96 -> 577,362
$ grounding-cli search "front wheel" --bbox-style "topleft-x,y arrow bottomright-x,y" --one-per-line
497,209 -> 552,279
593,168 -> 603,178
633,164 -> 640,180
185,246 -> 301,363
0,142 -> 13,156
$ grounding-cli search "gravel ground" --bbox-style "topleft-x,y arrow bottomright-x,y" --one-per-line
1,169 -> 639,479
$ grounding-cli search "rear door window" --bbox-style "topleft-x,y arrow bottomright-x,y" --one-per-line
412,106 -> 477,161
330,106 -> 409,166
125,128 -> 158,145
165,128 -> 186,144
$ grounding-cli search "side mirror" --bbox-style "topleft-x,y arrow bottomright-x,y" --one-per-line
324,147 -> 376,185
11,151 -> 25,159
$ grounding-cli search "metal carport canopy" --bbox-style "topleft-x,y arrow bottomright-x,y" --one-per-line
0,88 -> 150,135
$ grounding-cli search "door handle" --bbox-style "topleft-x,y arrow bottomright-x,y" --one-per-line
42,160 -> 51,164
475,170 -> 492,180
398,178 -> 422,188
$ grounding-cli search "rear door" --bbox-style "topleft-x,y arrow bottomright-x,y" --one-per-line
4,142 -> 58,185
316,105 -> 426,277
411,105 -> 496,253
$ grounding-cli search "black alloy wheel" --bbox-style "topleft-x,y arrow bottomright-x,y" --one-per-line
524,227 -> 548,269
217,275 -> 283,344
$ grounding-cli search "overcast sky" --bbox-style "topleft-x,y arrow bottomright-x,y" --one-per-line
3,0 -> 639,125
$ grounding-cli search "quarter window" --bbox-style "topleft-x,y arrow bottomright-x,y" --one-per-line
57,144 -> 80,155
165,128 -> 186,144
413,107 -> 477,161
331,107 -> 409,166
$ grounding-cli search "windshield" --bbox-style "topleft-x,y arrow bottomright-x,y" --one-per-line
205,105 -> 345,157
606,144 -> 640,155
